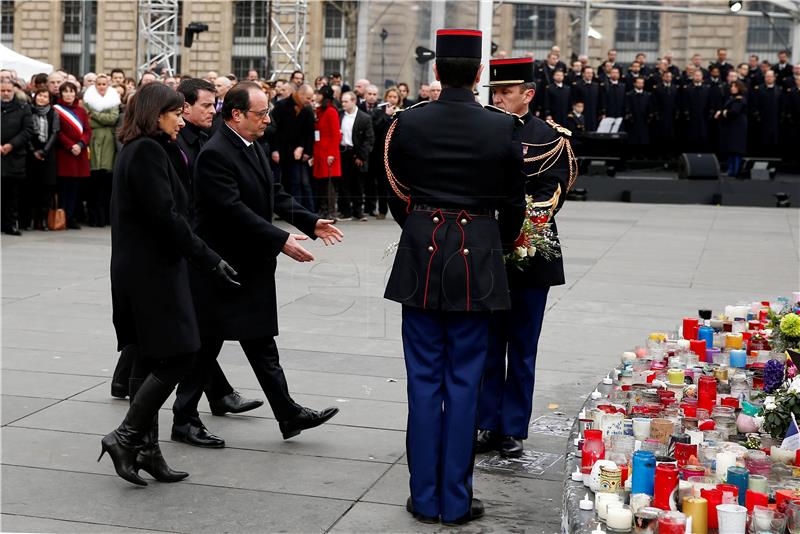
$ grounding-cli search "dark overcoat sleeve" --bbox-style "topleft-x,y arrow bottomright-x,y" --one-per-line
127,141 -> 221,269
496,129 -> 526,250
195,146 -> 293,257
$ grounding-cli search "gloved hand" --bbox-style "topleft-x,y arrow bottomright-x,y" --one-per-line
212,259 -> 240,288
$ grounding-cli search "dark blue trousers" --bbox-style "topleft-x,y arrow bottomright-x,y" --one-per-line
281,160 -> 314,212
402,305 -> 489,522
478,286 -> 549,439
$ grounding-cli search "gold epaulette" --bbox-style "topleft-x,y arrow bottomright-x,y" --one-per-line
484,104 -> 525,125
545,119 -> 572,137
392,99 -> 430,118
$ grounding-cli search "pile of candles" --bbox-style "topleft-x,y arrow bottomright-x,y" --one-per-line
573,295 -> 800,533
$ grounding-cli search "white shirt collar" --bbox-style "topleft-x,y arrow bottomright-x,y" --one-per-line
226,124 -> 253,147
344,108 -> 358,117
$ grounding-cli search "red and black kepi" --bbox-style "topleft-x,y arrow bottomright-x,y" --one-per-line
488,57 -> 535,86
435,29 -> 482,59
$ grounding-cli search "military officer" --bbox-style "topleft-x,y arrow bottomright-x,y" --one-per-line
384,29 -> 525,526
477,57 -> 577,458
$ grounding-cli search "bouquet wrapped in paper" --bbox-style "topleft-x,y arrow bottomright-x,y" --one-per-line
504,194 -> 561,270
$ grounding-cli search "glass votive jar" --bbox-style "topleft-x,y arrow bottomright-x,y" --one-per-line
632,418 -> 651,441
596,491 -> 623,521
640,439 -> 666,456
716,503 -> 747,534
785,499 -> 800,534
747,474 -> 768,494
745,450 -> 771,476
634,506 -> 662,534
650,418 -> 674,444
658,511 -> 687,534
606,503 -> 633,533
751,505 -> 787,534
713,350 -> 730,366
630,493 -> 652,515
698,442 -> 720,471
688,475 -> 718,497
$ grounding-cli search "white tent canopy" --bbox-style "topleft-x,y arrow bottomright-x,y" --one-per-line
0,44 -> 53,81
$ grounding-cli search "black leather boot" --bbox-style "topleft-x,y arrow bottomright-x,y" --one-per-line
137,415 -> 189,482
98,374 -> 176,486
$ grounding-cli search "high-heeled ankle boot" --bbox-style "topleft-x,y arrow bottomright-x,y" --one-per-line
99,374 -> 176,486
137,414 -> 189,482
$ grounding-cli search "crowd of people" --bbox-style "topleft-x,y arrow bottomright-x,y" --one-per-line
512,46 -> 800,175
0,64 -> 445,236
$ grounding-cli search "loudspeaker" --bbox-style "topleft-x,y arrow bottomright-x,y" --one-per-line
678,153 -> 720,180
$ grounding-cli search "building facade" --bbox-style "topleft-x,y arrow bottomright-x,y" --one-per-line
2,0 -> 794,89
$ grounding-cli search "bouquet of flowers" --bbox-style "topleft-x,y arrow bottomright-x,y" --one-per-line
767,304 -> 800,353
758,374 -> 800,439
504,195 -> 561,270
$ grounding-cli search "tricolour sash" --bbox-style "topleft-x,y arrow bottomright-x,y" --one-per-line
53,104 -> 84,135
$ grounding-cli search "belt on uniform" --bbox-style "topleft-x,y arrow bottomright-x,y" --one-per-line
412,204 -> 494,216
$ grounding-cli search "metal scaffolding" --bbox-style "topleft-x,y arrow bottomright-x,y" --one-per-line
137,0 -> 180,77
269,0 -> 308,79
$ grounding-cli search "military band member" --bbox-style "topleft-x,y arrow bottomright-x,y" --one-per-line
383,29 -> 525,525
477,56 -> 577,458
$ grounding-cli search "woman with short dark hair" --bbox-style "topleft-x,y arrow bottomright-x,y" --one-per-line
25,88 -> 60,230
100,83 -> 239,486
715,79 -> 748,177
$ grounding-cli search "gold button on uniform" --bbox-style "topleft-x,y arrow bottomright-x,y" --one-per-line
433,217 -> 440,223
428,246 -> 434,252
460,218 -> 468,225
463,249 -> 470,256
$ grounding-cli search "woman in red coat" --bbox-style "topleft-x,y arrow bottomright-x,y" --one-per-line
312,86 -> 341,220
54,81 -> 92,229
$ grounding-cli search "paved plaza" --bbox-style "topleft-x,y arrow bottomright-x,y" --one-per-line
1,202 -> 798,533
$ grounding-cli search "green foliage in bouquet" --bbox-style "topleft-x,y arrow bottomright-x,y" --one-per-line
768,308 -> 800,353
758,376 -> 800,439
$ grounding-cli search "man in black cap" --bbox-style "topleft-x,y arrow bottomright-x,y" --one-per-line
384,28 -> 525,526
477,56 -> 577,458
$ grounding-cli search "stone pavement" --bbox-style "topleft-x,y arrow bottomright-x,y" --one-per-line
1,202 -> 798,533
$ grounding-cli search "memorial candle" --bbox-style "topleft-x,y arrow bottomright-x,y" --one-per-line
698,326 -> 714,348
700,488 -> 722,529
683,317 -> 699,340
653,464 -> 679,510
682,496 -> 708,534
698,376 -> 717,412
690,339 -> 707,362
725,466 -> 748,506
658,511 -> 687,534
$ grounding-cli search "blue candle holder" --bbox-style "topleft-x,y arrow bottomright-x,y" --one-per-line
726,465 -> 749,506
631,450 -> 656,496
729,349 -> 747,368
698,326 -> 714,348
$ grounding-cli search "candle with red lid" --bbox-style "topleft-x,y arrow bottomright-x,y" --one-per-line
683,317 -> 699,340
654,464 -> 679,510
698,375 -> 717,412
690,339 -> 707,362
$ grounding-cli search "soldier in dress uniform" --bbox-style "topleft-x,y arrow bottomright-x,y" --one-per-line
476,56 -> 577,458
383,29 -> 525,526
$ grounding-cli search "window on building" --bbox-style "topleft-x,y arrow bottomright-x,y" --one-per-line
512,4 -> 556,57
232,1 -> 268,79
1,1 -> 13,47
234,0 -> 268,38
61,0 -> 96,74
614,7 -> 660,62
322,2 -> 347,79
746,2 -> 793,60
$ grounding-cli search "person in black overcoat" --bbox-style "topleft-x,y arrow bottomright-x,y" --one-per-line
715,80 -> 748,176
101,83 -> 239,487
651,71 -> 679,155
178,82 -> 344,445
625,78 -> 652,146
544,70 -> 571,126
680,70 -> 711,152
571,67 -> 600,131
753,70 -> 782,156
781,76 -> 800,164
1,79 -> 33,235
600,67 -> 626,118
24,87 -> 60,230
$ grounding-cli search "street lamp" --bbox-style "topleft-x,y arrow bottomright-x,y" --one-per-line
729,1 -> 743,13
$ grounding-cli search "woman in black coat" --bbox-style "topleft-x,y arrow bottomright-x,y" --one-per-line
25,87 -> 60,230
715,80 -> 748,177
369,88 -> 401,218
100,83 -> 238,486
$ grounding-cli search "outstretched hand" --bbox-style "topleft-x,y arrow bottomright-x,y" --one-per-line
282,234 -> 314,262
314,219 -> 344,246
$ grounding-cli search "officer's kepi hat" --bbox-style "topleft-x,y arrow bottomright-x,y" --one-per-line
488,57 -> 535,87
435,29 -> 482,59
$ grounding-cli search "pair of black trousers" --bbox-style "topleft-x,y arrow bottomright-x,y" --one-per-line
115,344 -> 233,404
1,179 -> 22,231
337,148 -> 365,218
173,336 -> 301,426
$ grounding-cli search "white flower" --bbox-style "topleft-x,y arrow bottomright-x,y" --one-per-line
527,246 -> 537,257
764,396 -> 777,411
515,246 -> 528,258
753,415 -> 765,431
789,377 -> 800,395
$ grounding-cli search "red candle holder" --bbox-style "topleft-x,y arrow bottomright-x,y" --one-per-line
690,339 -> 707,362
698,375 -> 717,412
746,489 -> 768,513
654,464 -> 679,510
683,317 -> 699,340
721,397 -> 740,409
675,442 -> 698,467
717,483 -> 739,503
701,488 -> 722,529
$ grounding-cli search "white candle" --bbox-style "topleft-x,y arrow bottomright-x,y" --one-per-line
715,451 -> 737,481
606,505 -> 632,530
596,493 -> 622,520
770,445 -> 796,465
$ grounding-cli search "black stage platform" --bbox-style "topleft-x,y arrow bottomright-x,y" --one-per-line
571,171 -> 800,207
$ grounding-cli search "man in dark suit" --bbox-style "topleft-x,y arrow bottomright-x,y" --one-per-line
601,66 -> 626,119
338,91 -> 375,220
166,79 -> 264,446
710,48 -> 733,82
773,50 -> 792,85
680,69 -> 711,152
479,56 -> 575,460
269,83 -> 316,211
753,69 -> 782,156
384,29 -> 524,525
625,77 -> 652,146
651,70 -> 679,155
174,82 -> 344,447
572,67 -> 600,131
544,69 -> 571,126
